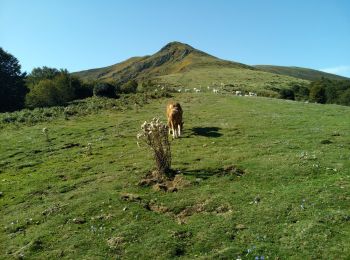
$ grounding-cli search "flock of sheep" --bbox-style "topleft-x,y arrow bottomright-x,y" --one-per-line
176,86 -> 258,96
153,83 -> 258,96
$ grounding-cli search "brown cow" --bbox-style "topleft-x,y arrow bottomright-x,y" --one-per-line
166,102 -> 183,138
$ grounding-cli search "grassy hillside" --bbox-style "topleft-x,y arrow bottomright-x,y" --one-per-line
255,65 -> 349,81
1,93 -> 349,259
73,56 -> 148,82
157,67 -> 307,97
73,42 -> 310,95
73,42 -> 254,83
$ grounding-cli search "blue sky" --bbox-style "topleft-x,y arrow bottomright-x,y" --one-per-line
1,0 -> 349,77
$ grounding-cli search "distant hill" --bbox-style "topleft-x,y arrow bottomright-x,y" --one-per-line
73,42 -> 253,83
254,65 -> 349,81
73,42 -> 346,96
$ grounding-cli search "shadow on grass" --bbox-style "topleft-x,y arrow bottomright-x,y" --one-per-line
190,127 -> 222,138
180,165 -> 244,180
181,169 -> 217,179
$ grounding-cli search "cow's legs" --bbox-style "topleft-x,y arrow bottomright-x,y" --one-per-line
169,122 -> 175,138
168,120 -> 172,135
177,124 -> 181,137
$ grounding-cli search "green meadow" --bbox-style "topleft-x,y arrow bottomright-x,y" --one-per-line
158,67 -> 308,96
1,93 -> 349,259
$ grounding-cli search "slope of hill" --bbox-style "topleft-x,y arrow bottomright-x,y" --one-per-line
1,93 -> 349,259
73,42 -> 310,96
74,42 -> 254,82
255,65 -> 349,81
73,56 -> 148,82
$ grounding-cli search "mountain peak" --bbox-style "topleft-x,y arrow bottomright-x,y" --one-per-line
159,41 -> 195,52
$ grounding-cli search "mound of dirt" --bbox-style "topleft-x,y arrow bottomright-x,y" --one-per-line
138,171 -> 191,192
107,236 -> 125,250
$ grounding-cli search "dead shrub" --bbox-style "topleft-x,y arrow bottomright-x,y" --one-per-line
137,118 -> 172,177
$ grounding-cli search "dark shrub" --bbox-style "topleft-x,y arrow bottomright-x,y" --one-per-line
339,88 -> 350,106
291,85 -> 309,100
120,80 -> 138,94
74,81 -> 93,99
279,88 -> 295,100
93,82 -> 116,98
309,84 -> 326,103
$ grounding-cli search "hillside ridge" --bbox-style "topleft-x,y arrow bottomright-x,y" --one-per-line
74,42 -> 347,84
255,65 -> 348,81
73,41 -> 254,83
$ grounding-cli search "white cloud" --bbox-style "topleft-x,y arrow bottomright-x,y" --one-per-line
320,65 -> 350,77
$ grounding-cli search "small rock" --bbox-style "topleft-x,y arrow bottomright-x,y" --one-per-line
171,230 -> 192,239
0,191 -> 3,197
168,187 -> 178,193
123,207 -> 128,211
120,193 -> 141,202
107,236 -> 124,249
153,183 -> 168,192
72,217 -> 86,224
235,224 -> 246,230
216,205 -> 231,213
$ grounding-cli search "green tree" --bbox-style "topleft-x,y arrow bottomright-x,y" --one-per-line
325,86 -> 338,103
309,83 -> 326,103
279,88 -> 295,100
0,47 -> 27,112
25,69 -> 82,108
25,79 -> 60,107
120,80 -> 138,94
26,66 -> 60,86
291,84 -> 309,100
52,72 -> 76,103
339,88 -> 350,106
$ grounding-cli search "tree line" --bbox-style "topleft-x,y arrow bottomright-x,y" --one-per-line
308,78 -> 350,105
0,48 -> 140,112
279,78 -> 350,105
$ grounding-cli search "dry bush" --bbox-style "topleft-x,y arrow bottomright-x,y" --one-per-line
137,118 -> 172,177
